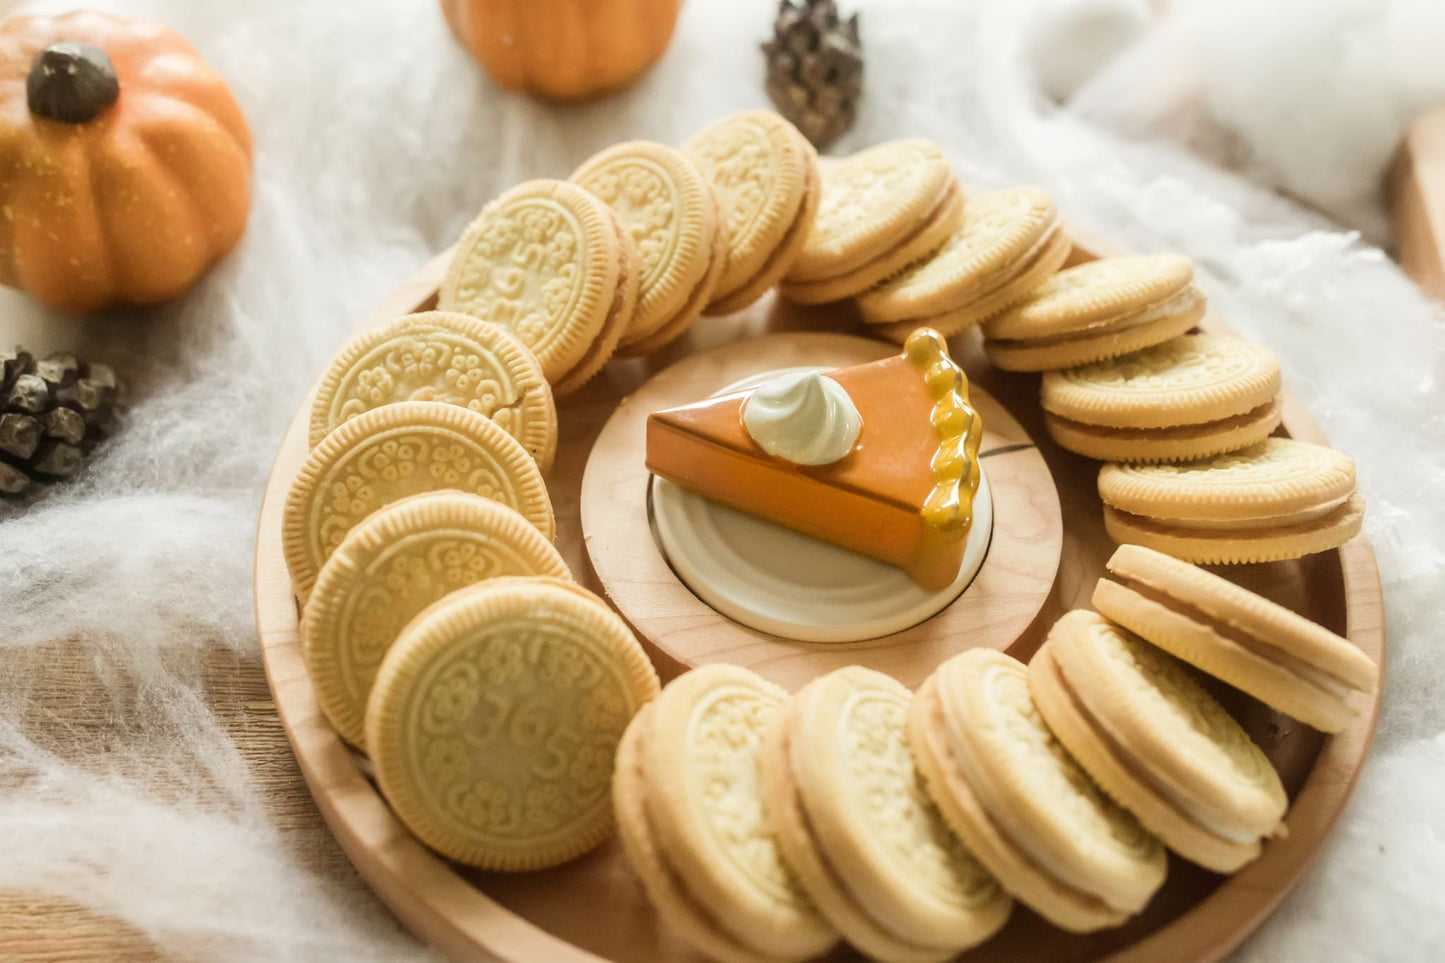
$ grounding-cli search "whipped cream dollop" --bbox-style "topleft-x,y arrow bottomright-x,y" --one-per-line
742,371 -> 861,466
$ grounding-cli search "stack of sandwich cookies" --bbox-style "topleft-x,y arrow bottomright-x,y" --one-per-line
758,667 -> 1009,963
1029,611 -> 1289,874
779,139 -> 962,305
1041,333 -> 1283,464
684,110 -> 820,315
307,311 -> 558,471
439,179 -> 639,396
613,665 -> 836,963
281,400 -> 554,597
907,649 -> 1166,932
858,187 -> 1068,344
1098,437 -> 1364,564
366,577 -> 659,869
300,491 -> 571,748
1095,545 -> 1378,732
571,141 -> 728,356
983,254 -> 1205,372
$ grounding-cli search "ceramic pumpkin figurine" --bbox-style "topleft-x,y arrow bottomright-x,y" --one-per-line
0,11 -> 252,312
440,0 -> 683,101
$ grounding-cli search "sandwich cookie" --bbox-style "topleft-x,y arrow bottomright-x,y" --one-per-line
685,110 -> 820,315
908,649 -> 1166,932
439,179 -> 639,394
571,141 -> 727,355
759,667 -> 1010,963
1041,333 -> 1283,464
308,311 -> 557,471
858,186 -> 1069,343
780,140 -> 962,304
1098,437 -> 1364,564
983,254 -> 1205,372
1029,611 -> 1289,873
1095,545 -> 1379,732
282,401 -> 553,598
300,491 -> 571,748
366,577 -> 659,870
613,665 -> 836,963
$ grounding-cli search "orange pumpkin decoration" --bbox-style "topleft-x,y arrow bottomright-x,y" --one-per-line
0,11 -> 252,312
440,0 -> 684,101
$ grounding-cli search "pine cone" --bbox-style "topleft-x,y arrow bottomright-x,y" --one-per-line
762,0 -> 863,150
0,348 -> 122,498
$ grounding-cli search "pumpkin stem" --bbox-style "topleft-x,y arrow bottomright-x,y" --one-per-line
27,43 -> 120,124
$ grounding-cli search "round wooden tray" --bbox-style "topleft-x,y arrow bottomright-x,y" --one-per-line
254,236 -> 1384,963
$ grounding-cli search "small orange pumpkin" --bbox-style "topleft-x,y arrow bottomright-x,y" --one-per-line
440,0 -> 684,101
0,11 -> 252,312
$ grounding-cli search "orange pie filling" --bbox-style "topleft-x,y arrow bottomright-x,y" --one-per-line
645,329 -> 983,592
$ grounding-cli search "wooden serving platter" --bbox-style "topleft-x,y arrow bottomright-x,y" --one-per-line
254,233 -> 1384,962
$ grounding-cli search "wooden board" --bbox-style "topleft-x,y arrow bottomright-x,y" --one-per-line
1388,104 -> 1445,301
254,235 -> 1384,963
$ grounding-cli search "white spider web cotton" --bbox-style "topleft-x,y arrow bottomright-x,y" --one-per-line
0,0 -> 1439,959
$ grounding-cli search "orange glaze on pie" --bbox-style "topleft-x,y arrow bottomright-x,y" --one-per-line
645,329 -> 983,591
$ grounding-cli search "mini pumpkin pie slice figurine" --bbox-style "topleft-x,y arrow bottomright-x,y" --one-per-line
645,327 -> 983,592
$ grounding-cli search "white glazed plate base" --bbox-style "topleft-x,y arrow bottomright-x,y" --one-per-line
646,366 -> 993,643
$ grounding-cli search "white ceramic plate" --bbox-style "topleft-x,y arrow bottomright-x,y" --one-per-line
647,366 -> 994,643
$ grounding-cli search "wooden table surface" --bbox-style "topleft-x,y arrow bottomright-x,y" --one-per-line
0,641 -> 393,960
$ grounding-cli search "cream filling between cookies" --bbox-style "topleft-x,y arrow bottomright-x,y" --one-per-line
991,285 -> 1203,348
783,722 -> 952,955
552,236 -> 636,390
635,764 -> 775,958
947,219 -> 1066,313
1111,488 -> 1360,539
711,164 -> 818,308
805,178 -> 961,285
1047,398 -> 1282,441
1122,578 -> 1359,701
937,686 -> 1132,905
620,214 -> 727,355
1052,655 -> 1265,846
1154,492 -> 1353,531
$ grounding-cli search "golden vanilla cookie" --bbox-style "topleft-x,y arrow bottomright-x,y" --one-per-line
1046,399 -> 1283,465
438,179 -> 638,390
760,667 -> 1010,962
1041,333 -> 1283,463
615,218 -> 728,357
300,491 -> 570,747
614,704 -> 777,963
1097,437 -> 1363,564
614,665 -> 836,962
907,675 -> 1126,933
1027,645 -> 1260,874
1029,611 -> 1288,873
1096,544 -> 1378,732
872,226 -> 1071,345
857,186 -> 1066,331
366,577 -> 659,870
780,140 -> 960,303
571,141 -> 726,353
549,205 -> 640,396
908,649 -> 1166,931
308,311 -> 557,471
983,254 -> 1205,372
685,110 -> 820,315
781,184 -> 964,306
282,401 -> 553,598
